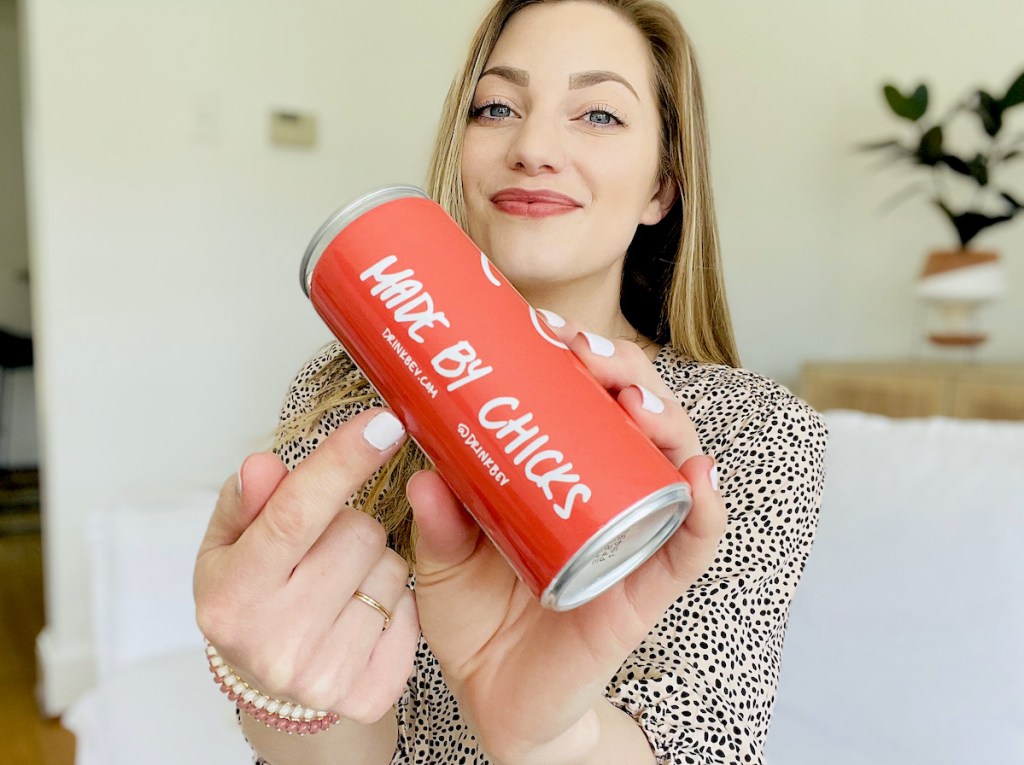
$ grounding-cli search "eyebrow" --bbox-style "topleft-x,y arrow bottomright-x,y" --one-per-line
479,66 -> 640,101
569,70 -> 639,101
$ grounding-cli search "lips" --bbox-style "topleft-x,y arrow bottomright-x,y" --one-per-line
490,188 -> 583,219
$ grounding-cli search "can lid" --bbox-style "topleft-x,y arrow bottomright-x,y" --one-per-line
299,185 -> 431,297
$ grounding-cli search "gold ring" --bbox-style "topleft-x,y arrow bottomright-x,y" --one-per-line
352,590 -> 392,631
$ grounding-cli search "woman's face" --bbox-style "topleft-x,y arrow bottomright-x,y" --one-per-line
461,1 -> 670,305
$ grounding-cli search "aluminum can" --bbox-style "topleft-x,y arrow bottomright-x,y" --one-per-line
300,185 -> 691,610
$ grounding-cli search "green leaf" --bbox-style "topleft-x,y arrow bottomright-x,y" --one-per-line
917,126 -> 944,165
1002,191 -> 1023,210
883,83 -> 928,121
1002,70 -> 1024,108
977,90 -> 1003,137
947,154 -> 990,186
854,138 -> 905,153
938,203 -> 1016,248
942,153 -> 990,185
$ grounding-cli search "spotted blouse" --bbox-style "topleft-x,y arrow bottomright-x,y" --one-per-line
251,341 -> 827,765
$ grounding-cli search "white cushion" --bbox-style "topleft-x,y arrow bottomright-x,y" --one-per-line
767,412 -> 1024,764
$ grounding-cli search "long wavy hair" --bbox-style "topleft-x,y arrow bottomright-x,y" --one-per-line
275,0 -> 739,563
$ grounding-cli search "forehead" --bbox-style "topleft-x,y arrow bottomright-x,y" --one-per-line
485,2 -> 654,95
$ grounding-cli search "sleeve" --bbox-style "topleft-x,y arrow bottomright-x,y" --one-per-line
606,393 -> 828,765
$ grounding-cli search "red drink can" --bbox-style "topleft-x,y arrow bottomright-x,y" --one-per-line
300,186 -> 691,610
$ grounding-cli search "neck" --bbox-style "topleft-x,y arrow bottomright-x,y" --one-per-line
516,282 -> 659,360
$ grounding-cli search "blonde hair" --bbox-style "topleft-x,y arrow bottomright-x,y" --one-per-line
276,0 -> 739,562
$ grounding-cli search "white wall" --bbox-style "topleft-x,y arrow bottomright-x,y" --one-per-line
21,0 -> 1024,711
680,0 -> 1024,378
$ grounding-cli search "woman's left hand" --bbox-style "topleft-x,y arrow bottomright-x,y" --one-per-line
408,325 -> 728,765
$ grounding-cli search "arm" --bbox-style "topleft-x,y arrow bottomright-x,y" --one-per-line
605,394 -> 828,764
241,708 -> 397,765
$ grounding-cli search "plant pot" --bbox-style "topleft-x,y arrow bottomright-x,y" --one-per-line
916,249 -> 1006,347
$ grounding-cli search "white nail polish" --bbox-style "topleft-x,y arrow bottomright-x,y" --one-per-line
709,465 -> 720,492
363,412 -> 406,451
582,331 -> 615,357
636,385 -> 665,414
537,309 -> 566,328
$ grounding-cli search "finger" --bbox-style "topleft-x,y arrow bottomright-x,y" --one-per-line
534,308 -> 580,346
339,589 -> 419,723
568,331 -> 672,397
199,453 -> 288,555
320,551 -> 410,703
616,386 -> 702,468
288,508 -> 391,618
407,470 -> 480,577
409,470 -> 517,669
620,455 -> 727,624
236,408 -> 407,586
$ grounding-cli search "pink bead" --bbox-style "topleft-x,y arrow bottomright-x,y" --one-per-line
219,683 -> 230,694
285,719 -> 300,733
255,709 -> 268,722
227,691 -> 237,701
297,721 -> 311,735
271,716 -> 287,730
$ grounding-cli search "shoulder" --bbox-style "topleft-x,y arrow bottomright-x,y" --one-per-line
653,345 -> 828,462
277,342 -> 349,419
275,342 -> 378,469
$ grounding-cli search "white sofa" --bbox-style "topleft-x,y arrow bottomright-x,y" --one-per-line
64,412 -> 1024,764
767,411 -> 1024,764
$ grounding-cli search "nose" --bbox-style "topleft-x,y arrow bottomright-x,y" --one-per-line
505,114 -> 565,175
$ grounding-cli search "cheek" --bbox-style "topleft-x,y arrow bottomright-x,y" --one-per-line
460,130 -> 494,191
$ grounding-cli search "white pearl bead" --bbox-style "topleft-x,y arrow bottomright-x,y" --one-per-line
292,705 -> 304,720
232,681 -> 246,695
206,645 -> 216,656
304,708 -> 316,721
279,703 -> 293,719
210,656 -> 224,668
254,695 -> 269,710
216,665 -> 230,678
266,700 -> 280,714
242,689 -> 257,703
225,674 -> 238,688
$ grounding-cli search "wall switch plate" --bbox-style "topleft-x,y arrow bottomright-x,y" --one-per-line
270,111 -> 317,148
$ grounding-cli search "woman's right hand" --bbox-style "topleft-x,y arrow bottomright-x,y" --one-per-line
193,408 -> 419,724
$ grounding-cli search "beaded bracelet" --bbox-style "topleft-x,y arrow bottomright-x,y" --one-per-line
205,642 -> 341,735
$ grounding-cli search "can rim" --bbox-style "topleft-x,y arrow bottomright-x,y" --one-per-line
541,481 -> 692,611
299,184 -> 430,297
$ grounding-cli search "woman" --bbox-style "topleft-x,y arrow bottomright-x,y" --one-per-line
194,1 -> 827,764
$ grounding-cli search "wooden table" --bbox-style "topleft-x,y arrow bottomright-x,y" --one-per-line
800,361 -> 1024,421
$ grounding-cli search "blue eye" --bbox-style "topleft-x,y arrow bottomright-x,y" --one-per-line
584,110 -> 621,126
485,104 -> 512,119
471,102 -> 515,121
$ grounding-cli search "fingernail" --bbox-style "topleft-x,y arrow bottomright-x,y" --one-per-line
709,464 -> 720,492
363,411 -> 406,451
538,309 -> 565,328
634,385 -> 665,414
236,456 -> 248,496
581,331 -> 615,357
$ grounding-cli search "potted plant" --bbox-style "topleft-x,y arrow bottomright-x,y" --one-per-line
860,69 -> 1024,346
